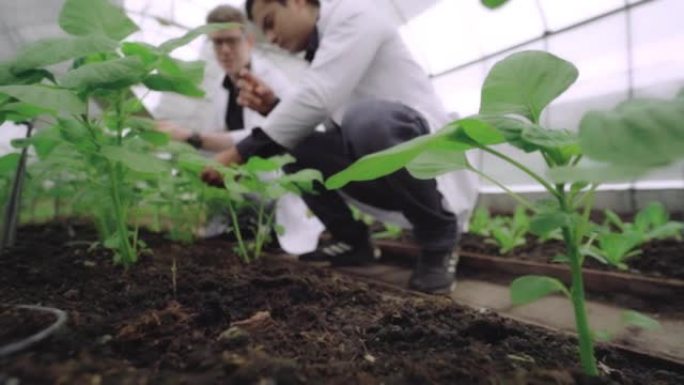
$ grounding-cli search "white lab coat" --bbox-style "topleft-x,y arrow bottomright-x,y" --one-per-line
259,0 -> 479,231
202,52 -> 324,254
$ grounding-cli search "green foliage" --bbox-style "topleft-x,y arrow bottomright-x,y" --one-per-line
0,85 -> 85,115
60,57 -> 147,91
326,50 -> 678,375
59,0 -> 139,41
10,35 -> 118,73
1,0 -> 241,265
486,206 -> 529,254
480,51 -> 578,123
469,207 -> 491,236
510,275 -> 569,305
579,99 -> 684,168
211,155 -> 322,262
481,0 -> 510,9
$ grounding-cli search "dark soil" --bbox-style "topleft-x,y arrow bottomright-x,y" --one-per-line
0,306 -> 56,348
459,234 -> 684,281
1,223 -> 683,385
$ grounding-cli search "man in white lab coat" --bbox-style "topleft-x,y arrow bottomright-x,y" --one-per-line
158,5 -> 323,254
204,0 -> 479,294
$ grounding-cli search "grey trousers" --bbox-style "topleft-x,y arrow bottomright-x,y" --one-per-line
284,100 -> 458,254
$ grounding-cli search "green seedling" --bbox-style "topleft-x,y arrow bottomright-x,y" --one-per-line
0,0 -> 240,265
326,50 -> 681,375
206,154 -> 321,263
486,205 -> 529,254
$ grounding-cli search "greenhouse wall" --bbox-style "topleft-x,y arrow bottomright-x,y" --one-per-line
1,0 -> 682,214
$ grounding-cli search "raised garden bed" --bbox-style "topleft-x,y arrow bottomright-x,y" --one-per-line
1,223 -> 684,384
375,234 -> 684,315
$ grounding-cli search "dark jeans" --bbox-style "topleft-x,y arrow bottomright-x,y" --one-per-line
283,100 -> 458,254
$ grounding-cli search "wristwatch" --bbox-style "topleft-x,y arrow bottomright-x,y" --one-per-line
186,132 -> 203,149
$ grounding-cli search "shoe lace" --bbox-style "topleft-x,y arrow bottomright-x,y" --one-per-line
321,241 -> 354,257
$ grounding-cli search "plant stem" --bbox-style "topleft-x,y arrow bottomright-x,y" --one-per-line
226,200 -> 248,262
108,164 -> 135,265
481,146 -> 561,199
558,189 -> 598,376
468,167 -> 536,212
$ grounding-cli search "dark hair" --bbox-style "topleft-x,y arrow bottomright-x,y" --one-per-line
207,4 -> 247,24
245,0 -> 320,21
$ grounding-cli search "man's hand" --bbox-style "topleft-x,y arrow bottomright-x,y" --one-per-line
200,167 -> 224,187
200,147 -> 244,187
156,120 -> 192,141
236,68 -> 278,116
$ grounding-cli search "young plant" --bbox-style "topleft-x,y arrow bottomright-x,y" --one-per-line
203,154 -> 322,262
585,202 -> 684,269
0,0 -> 238,265
326,50 -> 683,375
486,206 -> 529,254
468,206 -> 492,237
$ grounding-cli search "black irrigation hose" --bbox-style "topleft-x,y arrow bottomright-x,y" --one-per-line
0,121 -> 33,252
0,304 -> 68,357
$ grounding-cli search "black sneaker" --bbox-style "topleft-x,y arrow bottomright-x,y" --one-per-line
299,239 -> 378,267
408,251 -> 458,294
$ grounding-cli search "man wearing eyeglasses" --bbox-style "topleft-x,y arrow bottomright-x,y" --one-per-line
158,4 -> 323,253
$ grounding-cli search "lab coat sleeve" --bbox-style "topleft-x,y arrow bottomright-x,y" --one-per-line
261,5 -> 393,149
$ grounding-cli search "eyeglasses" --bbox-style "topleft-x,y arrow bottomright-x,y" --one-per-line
211,36 -> 244,48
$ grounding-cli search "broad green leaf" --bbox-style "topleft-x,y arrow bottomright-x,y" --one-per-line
326,123 -> 463,189
622,311 -> 661,331
59,0 -> 138,41
647,222 -> 684,241
266,183 -> 289,199
510,275 -> 570,306
407,146 -> 469,179
11,35 -> 118,73
224,179 -> 250,200
0,85 -> 85,115
634,202 -> 667,231
22,125 -> 62,158
57,118 -> 98,153
481,0 -> 509,9
60,56 -> 146,90
0,153 -> 21,174
460,117 -> 505,145
548,164 -> 650,184
480,51 -> 578,123
281,169 -> 323,193
604,209 -> 625,231
158,56 -> 205,84
530,211 -> 570,237
159,23 -> 239,53
596,232 -> 643,267
579,98 -> 684,168
121,42 -> 161,66
143,74 -> 204,98
125,116 -> 155,131
139,131 -> 170,146
0,64 -> 13,85
243,156 -> 282,173
0,102 -> 56,120
0,65 -> 54,86
177,152 -> 213,174
521,125 -> 580,155
100,145 -> 168,174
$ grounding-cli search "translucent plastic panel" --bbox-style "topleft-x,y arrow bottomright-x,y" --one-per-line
546,13 -> 629,110
431,63 -> 487,118
630,0 -> 684,99
399,1 -> 482,74
537,0 -> 623,31
400,0 -> 544,75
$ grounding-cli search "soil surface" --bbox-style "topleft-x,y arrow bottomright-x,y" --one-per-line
1,223 -> 684,385
459,234 -> 684,281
